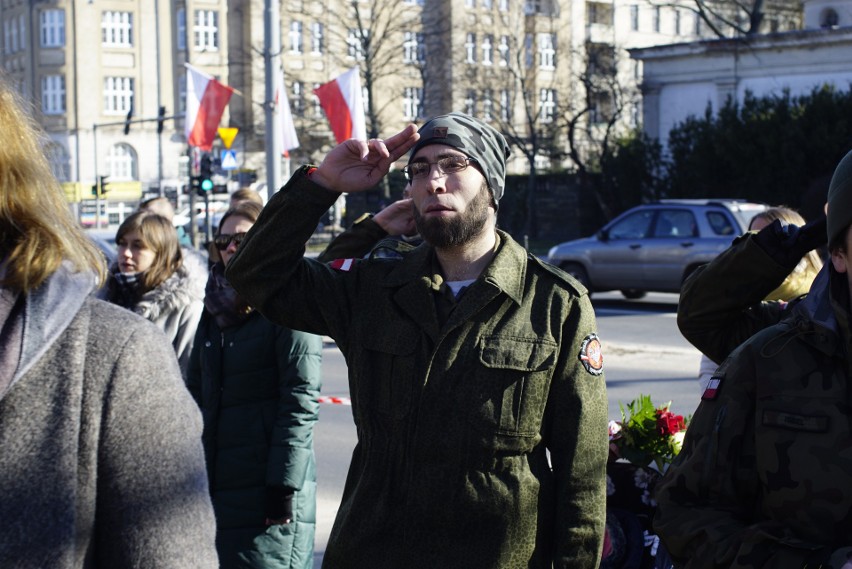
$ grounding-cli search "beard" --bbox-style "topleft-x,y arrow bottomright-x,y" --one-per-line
413,182 -> 492,248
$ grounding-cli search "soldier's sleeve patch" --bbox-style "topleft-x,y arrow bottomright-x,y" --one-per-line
329,258 -> 357,271
702,375 -> 722,400
578,333 -> 604,376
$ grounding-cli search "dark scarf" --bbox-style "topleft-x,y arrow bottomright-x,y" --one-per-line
108,269 -> 143,309
204,262 -> 253,329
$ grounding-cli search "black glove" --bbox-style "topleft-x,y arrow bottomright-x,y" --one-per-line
752,215 -> 827,269
264,486 -> 294,525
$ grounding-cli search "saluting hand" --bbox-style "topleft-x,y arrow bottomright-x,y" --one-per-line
311,125 -> 420,193
373,198 -> 416,237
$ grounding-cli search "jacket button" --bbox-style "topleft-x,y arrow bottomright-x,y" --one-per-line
205,341 -> 211,347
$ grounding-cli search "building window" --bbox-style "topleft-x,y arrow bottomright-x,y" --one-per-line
289,20 -> 303,54
194,10 -> 218,51
292,81 -> 304,116
499,35 -> 510,66
465,90 -> 476,116
41,75 -> 65,115
107,143 -> 137,181
483,0 -> 493,8
538,33 -> 555,69
178,73 -> 187,113
694,13 -> 701,34
403,0 -> 425,5
46,143 -> 71,182
104,76 -> 134,115
539,88 -> 556,123
19,14 -> 25,51
40,9 -> 65,47
312,83 -> 322,117
347,29 -> 365,60
403,86 -> 423,120
674,9 -> 681,34
465,33 -> 476,64
499,0 -> 510,10
465,0 -> 475,8
587,2 -> 612,25
177,9 -> 186,50
102,11 -> 133,47
311,22 -> 324,54
500,89 -> 511,121
524,33 -> 533,68
403,31 -> 425,63
483,89 -> 493,121
653,6 -> 661,32
630,5 -> 639,31
820,8 -> 839,27
482,34 -> 493,65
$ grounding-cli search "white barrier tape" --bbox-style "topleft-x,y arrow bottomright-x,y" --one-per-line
318,396 -> 351,406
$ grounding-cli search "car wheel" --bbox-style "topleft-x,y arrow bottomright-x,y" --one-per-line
561,263 -> 591,290
620,289 -> 647,300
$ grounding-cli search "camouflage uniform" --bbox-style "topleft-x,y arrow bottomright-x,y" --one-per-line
316,213 -> 420,263
226,166 -> 609,569
655,253 -> 852,566
677,232 -> 802,364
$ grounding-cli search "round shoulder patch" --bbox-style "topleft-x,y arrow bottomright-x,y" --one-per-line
579,333 -> 604,376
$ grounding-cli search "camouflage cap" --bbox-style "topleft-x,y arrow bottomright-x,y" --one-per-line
409,112 -> 512,203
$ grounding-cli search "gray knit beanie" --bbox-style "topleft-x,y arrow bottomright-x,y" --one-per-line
828,148 -> 852,247
409,112 -> 512,203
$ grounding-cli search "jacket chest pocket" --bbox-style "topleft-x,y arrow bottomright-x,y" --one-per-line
467,335 -> 556,438
358,332 -> 418,420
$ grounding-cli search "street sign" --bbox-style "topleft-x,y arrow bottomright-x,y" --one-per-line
220,150 -> 238,171
218,127 -> 239,149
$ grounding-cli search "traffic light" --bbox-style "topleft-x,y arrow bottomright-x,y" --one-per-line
91,175 -> 110,197
157,106 -> 167,134
198,155 -> 214,197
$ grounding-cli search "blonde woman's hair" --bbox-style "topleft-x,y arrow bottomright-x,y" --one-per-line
115,211 -> 182,294
0,75 -> 105,292
749,206 -> 824,301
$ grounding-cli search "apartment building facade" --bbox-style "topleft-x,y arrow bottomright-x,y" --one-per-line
0,0 -> 800,198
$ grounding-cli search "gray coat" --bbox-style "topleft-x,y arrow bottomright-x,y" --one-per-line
0,264 -> 218,568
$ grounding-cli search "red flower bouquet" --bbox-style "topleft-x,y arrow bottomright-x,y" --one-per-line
608,394 -> 688,472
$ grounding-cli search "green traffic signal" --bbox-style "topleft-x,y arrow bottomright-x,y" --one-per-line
200,178 -> 214,192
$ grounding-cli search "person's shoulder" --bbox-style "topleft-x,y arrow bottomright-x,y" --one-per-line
86,297 -> 172,347
527,254 -> 589,297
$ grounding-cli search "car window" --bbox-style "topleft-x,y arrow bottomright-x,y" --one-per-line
706,211 -> 736,236
608,210 -> 654,240
653,210 -> 697,238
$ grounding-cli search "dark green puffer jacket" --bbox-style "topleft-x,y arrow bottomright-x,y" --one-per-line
188,309 -> 322,569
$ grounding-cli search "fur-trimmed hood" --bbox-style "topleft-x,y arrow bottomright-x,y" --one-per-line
133,249 -> 207,321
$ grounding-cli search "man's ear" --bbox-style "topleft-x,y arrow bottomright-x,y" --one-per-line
830,248 -> 848,274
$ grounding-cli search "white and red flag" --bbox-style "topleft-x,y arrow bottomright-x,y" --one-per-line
314,66 -> 366,144
275,71 -> 300,156
184,63 -> 234,151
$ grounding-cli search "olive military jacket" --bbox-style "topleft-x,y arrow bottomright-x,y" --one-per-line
226,167 -> 609,569
655,262 -> 852,567
677,233 -> 801,364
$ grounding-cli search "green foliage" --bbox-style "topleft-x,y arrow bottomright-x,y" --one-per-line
604,84 -> 852,216
601,129 -> 667,212
664,85 -> 852,208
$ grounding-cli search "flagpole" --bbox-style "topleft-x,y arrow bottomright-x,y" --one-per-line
264,0 -> 282,195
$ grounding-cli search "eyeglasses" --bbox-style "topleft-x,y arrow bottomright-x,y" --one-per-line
402,155 -> 477,181
214,232 -> 247,251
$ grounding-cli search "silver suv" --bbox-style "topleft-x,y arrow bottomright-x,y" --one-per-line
546,199 -> 769,299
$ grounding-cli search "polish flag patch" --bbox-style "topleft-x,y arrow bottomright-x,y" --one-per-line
702,377 -> 722,400
329,258 -> 356,272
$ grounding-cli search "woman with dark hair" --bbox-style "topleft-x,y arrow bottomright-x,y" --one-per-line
0,75 -> 217,567
103,209 -> 207,375
188,201 -> 322,569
